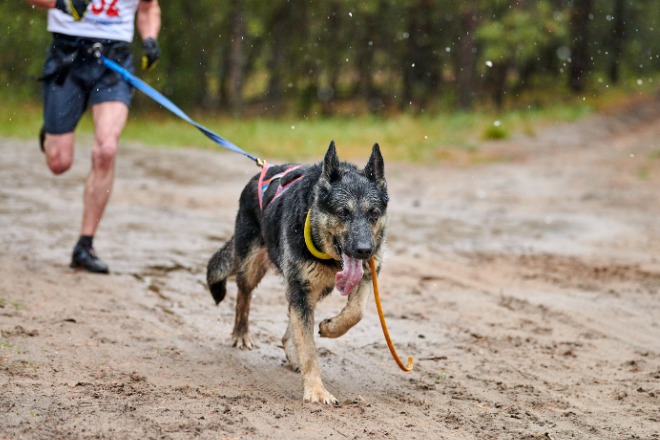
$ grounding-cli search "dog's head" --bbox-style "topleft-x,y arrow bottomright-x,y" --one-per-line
311,141 -> 388,292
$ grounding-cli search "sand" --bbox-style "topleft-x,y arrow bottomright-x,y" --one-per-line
1,96 -> 659,439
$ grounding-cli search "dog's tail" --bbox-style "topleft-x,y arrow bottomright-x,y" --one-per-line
206,236 -> 237,305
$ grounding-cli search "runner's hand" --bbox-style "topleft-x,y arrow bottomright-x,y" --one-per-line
55,0 -> 91,21
141,38 -> 160,71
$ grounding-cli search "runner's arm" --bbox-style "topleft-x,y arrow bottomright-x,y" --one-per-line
24,0 -> 56,9
137,0 -> 161,41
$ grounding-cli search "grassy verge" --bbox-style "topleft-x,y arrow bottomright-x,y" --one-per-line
1,82 -> 656,164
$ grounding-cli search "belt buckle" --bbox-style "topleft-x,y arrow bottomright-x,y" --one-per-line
89,42 -> 104,59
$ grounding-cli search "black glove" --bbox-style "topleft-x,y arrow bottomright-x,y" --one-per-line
55,0 -> 91,21
141,38 -> 160,71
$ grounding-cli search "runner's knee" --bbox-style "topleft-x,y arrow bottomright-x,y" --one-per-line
45,137 -> 73,174
92,141 -> 118,169
48,157 -> 73,175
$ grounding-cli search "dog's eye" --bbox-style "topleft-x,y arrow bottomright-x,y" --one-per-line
369,209 -> 381,221
336,208 -> 351,219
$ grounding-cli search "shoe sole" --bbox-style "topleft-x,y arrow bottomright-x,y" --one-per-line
70,262 -> 110,274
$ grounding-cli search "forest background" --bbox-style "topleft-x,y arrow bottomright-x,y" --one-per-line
1,0 -> 659,160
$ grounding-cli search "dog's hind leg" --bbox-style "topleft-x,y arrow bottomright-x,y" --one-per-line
232,244 -> 269,350
281,317 -> 300,371
319,277 -> 372,339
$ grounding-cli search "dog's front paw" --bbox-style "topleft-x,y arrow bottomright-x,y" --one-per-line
303,385 -> 339,406
318,318 -> 334,338
231,333 -> 254,350
319,318 -> 347,339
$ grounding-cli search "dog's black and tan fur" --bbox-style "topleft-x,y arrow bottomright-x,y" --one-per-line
206,141 -> 388,404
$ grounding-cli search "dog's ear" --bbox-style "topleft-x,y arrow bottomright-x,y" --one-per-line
322,140 -> 341,182
365,143 -> 385,183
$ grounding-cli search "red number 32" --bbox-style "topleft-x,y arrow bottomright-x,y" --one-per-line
91,0 -> 120,17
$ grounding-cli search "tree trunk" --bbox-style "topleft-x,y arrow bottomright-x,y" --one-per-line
401,0 -> 439,111
568,0 -> 594,93
263,3 -> 293,114
491,63 -> 508,110
608,0 -> 625,84
227,0 -> 245,116
456,0 -> 478,110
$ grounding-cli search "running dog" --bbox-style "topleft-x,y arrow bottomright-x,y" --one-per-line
206,141 -> 388,405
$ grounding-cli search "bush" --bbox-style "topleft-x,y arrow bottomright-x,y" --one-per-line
482,121 -> 509,140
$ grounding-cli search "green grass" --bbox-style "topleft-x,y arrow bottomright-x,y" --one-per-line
0,296 -> 23,312
638,149 -> 660,180
0,83 -> 655,164
123,102 -> 599,163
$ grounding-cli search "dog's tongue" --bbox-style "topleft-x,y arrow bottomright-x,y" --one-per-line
335,253 -> 364,296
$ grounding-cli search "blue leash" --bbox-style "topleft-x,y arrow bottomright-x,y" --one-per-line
99,54 -> 263,167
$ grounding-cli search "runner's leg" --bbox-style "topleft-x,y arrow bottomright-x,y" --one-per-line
80,101 -> 128,237
44,133 -> 75,175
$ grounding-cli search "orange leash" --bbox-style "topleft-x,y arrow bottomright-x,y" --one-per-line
369,257 -> 414,372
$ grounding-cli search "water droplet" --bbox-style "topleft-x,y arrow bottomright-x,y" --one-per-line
556,46 -> 571,61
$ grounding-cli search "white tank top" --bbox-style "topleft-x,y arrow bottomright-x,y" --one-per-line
47,0 -> 140,43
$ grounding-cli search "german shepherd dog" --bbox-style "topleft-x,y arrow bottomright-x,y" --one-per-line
206,141 -> 388,404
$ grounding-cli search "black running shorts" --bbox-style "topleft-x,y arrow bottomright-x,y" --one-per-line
41,34 -> 134,135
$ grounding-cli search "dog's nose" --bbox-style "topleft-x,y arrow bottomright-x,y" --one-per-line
353,243 -> 373,260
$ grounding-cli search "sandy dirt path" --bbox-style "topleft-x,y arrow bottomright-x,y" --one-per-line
1,97 -> 659,439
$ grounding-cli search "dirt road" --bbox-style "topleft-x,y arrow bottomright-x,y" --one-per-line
1,97 -> 659,439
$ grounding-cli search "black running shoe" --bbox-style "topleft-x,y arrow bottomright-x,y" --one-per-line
39,127 -> 46,152
71,244 -> 110,274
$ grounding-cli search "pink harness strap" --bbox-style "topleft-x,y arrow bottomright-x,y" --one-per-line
257,162 -> 303,210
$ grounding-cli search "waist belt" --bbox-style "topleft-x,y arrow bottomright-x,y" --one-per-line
40,33 -> 131,84
51,33 -> 130,54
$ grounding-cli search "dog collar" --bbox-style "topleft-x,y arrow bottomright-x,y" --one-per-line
304,210 -> 333,260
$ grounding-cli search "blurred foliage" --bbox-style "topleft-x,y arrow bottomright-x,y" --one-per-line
0,0 -> 658,117
477,2 -> 567,68
482,121 -> 509,140
0,3 -> 50,101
